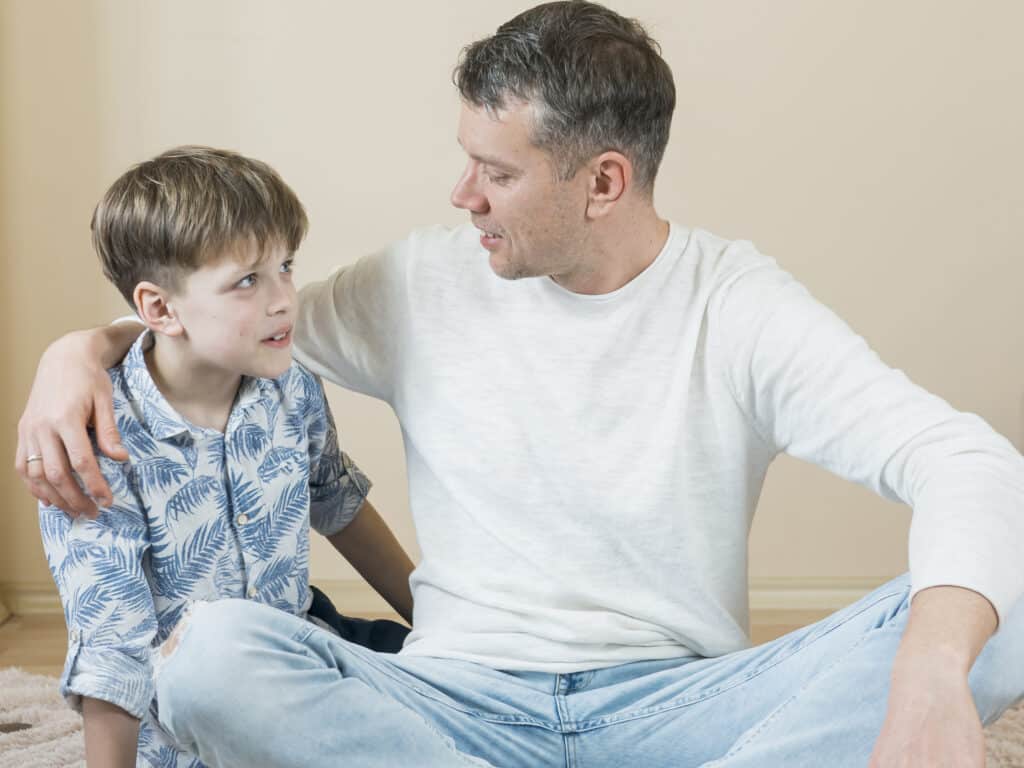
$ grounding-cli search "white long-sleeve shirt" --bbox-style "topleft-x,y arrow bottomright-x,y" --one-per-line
295,222 -> 1024,672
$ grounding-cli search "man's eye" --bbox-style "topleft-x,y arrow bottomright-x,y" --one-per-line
236,274 -> 257,288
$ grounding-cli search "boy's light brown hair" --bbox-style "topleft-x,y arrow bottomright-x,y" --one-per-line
91,145 -> 308,305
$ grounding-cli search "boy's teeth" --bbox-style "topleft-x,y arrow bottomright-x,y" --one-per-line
271,332 -> 286,341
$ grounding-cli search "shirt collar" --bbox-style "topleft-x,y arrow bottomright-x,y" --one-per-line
121,331 -> 273,441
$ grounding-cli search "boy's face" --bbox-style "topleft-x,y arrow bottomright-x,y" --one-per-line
167,239 -> 297,380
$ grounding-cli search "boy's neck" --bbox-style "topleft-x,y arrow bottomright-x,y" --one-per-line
144,335 -> 242,433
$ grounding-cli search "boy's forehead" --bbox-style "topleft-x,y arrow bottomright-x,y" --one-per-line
207,236 -> 286,271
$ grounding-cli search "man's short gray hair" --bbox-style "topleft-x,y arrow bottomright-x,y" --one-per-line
454,1 -> 676,193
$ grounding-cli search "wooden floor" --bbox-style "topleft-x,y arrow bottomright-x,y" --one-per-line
0,610 -> 829,679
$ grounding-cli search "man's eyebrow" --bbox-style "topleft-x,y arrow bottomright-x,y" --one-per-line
457,138 -> 519,173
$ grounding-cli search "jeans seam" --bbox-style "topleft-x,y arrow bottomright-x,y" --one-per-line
297,622 -> 559,730
293,624 -> 497,767
701,625 -> 878,766
568,585 -> 910,732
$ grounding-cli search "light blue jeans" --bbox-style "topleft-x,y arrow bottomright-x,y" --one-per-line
154,575 -> 1024,767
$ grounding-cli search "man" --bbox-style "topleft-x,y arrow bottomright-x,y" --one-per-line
17,3 -> 1024,766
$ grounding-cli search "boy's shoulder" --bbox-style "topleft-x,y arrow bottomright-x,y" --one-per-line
266,360 -> 325,412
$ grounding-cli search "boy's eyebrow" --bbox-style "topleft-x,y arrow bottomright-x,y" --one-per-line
231,248 -> 293,274
231,254 -> 268,273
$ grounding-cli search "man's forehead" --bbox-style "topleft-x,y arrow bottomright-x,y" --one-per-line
457,101 -> 536,165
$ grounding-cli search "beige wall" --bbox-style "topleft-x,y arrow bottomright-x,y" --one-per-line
2,1 -> 1022,608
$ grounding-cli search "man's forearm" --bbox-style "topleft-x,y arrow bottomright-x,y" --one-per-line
327,499 -> 415,624
869,586 -> 995,766
92,320 -> 145,369
895,585 -> 997,674
82,697 -> 140,768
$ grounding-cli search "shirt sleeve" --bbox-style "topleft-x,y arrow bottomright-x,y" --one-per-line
293,240 -> 407,402
712,253 -> 1024,628
38,451 -> 158,718
296,366 -> 373,537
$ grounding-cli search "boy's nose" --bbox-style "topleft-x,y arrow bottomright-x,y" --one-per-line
268,285 -> 294,315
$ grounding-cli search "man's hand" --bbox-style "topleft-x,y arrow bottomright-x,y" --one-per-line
869,654 -> 985,767
15,324 -> 141,518
868,586 -> 996,767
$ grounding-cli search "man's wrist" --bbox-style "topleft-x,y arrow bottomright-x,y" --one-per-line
91,321 -> 144,369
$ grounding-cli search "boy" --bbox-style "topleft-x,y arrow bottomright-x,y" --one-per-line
38,146 -> 414,767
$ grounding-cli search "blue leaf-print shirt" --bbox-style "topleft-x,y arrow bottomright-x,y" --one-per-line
38,332 -> 371,767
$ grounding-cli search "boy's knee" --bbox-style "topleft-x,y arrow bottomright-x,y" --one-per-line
155,600 -> 261,708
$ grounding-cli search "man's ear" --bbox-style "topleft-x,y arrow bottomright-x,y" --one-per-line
585,151 -> 632,219
133,281 -> 185,337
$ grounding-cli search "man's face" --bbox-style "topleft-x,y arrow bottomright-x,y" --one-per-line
452,101 -> 590,281
167,240 -> 297,380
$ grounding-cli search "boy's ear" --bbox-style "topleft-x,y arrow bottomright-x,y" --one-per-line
133,281 -> 185,337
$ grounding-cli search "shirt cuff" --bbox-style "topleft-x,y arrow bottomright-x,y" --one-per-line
61,639 -> 155,719
310,454 -> 372,537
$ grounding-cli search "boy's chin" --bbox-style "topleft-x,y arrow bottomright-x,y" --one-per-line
245,357 -> 293,380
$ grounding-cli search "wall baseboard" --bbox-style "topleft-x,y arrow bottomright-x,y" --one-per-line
0,583 -> 63,617
747,577 -> 881,613
1,577 -> 887,620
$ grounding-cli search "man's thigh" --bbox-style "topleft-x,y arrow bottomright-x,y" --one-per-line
568,575 -> 916,768
571,575 -> 1024,768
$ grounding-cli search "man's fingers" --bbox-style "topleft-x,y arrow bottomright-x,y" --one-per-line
92,391 -> 127,462
14,420 -> 35,482
27,475 -> 72,513
64,424 -> 114,507
39,431 -> 99,519
14,439 -> 69,512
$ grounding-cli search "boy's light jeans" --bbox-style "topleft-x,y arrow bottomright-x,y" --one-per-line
154,575 -> 1023,767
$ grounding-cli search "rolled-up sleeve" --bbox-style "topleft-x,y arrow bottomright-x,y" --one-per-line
296,368 -> 372,537
38,460 -> 158,718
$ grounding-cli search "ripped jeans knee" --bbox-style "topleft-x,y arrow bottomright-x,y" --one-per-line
152,600 -> 207,684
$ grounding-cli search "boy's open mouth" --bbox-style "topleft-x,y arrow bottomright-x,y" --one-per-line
262,328 -> 291,347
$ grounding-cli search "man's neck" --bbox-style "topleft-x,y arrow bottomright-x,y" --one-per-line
145,336 -> 241,433
551,206 -> 671,295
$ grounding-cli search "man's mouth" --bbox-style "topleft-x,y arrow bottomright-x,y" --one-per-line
478,227 -> 504,250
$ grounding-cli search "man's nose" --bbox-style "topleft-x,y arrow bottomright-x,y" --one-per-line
450,166 -> 489,213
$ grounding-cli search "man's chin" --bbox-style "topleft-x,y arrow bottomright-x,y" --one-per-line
489,253 -> 532,281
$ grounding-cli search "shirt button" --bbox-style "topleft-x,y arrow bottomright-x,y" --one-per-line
236,514 -> 249,525
247,587 -> 257,598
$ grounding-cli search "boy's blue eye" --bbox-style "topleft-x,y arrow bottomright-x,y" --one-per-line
236,274 -> 257,288
281,260 -> 293,274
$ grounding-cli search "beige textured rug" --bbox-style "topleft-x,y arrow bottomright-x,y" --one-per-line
1,667 -> 1022,766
